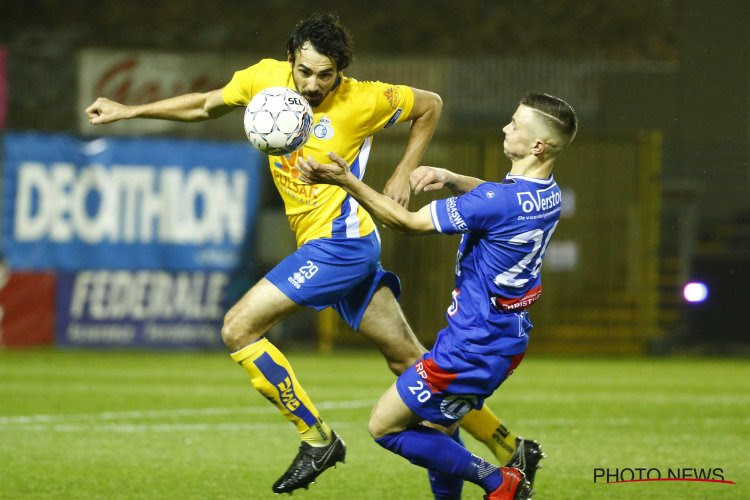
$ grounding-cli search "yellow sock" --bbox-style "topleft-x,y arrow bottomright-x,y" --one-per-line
231,337 -> 331,445
461,405 -> 517,465
301,418 -> 333,446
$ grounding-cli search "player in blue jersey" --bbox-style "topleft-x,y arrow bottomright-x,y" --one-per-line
297,92 -> 578,499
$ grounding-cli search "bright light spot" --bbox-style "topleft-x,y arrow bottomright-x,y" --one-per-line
683,282 -> 708,303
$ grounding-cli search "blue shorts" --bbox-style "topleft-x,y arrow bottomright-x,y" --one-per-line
396,331 -> 525,427
265,231 -> 401,330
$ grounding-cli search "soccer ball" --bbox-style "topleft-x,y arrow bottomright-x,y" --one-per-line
243,87 -> 314,156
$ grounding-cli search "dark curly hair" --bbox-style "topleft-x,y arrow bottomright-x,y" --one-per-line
286,12 -> 354,71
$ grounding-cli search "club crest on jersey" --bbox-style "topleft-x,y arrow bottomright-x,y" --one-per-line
313,115 -> 334,140
517,186 -> 561,213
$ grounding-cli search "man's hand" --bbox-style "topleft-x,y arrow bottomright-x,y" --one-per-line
296,152 -> 352,186
85,97 -> 131,125
410,166 -> 449,194
383,174 -> 411,208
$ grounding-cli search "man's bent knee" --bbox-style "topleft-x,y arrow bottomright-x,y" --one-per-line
220,278 -> 300,352
369,384 -> 416,439
221,312 -> 262,351
368,414 -> 396,440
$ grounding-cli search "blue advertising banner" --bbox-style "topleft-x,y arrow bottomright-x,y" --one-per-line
55,270 -> 227,349
2,131 -> 266,349
3,132 -> 263,271
0,45 -> 6,129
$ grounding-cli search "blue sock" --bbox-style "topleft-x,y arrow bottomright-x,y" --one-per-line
375,426 -> 504,493
428,429 -> 464,500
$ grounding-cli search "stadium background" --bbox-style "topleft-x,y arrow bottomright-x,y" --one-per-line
0,1 -> 748,499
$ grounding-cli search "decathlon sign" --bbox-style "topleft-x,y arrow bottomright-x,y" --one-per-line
2,132 -> 262,271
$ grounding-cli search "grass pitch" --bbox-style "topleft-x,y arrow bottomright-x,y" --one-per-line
0,349 -> 747,499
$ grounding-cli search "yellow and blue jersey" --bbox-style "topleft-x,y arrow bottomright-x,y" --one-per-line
223,58 -> 415,246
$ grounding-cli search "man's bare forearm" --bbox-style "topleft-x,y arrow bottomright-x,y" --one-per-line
342,174 -> 430,235
393,92 -> 442,176
131,90 -> 230,122
442,169 -> 486,195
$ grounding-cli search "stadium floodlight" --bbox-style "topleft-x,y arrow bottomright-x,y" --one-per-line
683,281 -> 709,303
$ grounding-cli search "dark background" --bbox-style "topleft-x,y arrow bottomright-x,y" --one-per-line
1,0 -> 747,351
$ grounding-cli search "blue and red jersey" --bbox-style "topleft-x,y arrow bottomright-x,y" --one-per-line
429,174 -> 562,355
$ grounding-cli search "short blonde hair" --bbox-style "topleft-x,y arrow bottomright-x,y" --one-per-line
521,92 -> 578,147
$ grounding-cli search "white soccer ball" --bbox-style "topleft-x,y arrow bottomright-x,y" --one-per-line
243,87 -> 314,156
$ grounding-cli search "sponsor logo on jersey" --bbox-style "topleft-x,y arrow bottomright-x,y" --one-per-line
440,395 -> 478,420
445,197 -> 468,232
273,147 -> 320,203
491,285 -> 543,311
517,186 -> 562,213
272,170 -> 318,200
274,148 -> 304,178
383,87 -> 401,109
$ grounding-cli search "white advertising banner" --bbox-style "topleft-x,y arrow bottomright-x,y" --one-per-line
77,49 -> 260,136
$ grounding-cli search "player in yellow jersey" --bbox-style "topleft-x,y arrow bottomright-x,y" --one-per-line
85,12 -> 543,495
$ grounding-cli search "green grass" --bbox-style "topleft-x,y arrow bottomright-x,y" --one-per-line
1,349 -> 748,499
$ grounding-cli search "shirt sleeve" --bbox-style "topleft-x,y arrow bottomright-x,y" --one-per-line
362,82 -> 415,131
222,60 -> 266,106
429,183 -> 505,234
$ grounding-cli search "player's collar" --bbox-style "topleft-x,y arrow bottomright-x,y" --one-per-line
505,173 -> 555,185
331,74 -> 342,91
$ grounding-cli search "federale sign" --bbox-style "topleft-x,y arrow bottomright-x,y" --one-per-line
55,270 -> 228,349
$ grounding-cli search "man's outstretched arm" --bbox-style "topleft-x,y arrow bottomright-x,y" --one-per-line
409,165 -> 485,196
85,88 -> 232,124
